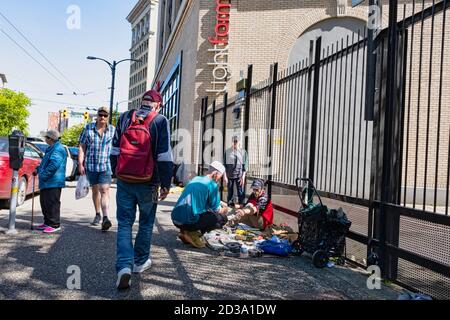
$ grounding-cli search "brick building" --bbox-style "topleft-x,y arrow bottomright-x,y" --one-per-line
149,0 -> 447,207
151,0 -> 378,175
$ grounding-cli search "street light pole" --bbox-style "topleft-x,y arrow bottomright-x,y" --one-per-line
109,61 -> 117,125
87,56 -> 141,125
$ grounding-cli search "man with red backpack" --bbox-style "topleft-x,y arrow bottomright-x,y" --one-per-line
112,87 -> 173,290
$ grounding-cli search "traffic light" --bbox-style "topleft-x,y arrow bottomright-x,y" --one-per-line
62,108 -> 69,119
83,112 -> 89,121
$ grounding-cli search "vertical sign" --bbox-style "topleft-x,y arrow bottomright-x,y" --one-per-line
207,0 -> 232,94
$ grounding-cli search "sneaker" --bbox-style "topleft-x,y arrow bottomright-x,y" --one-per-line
35,224 -> 48,231
101,217 -> 112,231
133,259 -> 152,274
116,268 -> 132,290
91,214 -> 101,226
43,226 -> 61,233
183,231 -> 206,248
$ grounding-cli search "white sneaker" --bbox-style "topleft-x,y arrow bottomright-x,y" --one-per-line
133,259 -> 152,274
116,268 -> 132,290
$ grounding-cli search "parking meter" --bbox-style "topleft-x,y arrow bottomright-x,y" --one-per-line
6,130 -> 25,235
9,130 -> 25,170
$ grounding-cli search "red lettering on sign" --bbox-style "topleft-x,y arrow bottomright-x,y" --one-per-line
209,0 -> 231,46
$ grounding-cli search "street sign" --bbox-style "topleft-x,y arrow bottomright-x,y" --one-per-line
352,0 -> 365,7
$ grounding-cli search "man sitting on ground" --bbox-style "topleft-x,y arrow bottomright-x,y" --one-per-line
171,161 -> 229,248
228,179 -> 273,231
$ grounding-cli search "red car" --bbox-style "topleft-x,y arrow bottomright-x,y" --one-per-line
0,137 -> 42,208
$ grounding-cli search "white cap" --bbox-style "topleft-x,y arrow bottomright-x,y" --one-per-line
209,161 -> 226,175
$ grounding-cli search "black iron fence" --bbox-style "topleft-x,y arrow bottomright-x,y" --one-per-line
199,1 -> 450,299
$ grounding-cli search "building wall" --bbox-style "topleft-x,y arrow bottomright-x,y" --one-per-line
153,0 -> 446,197
154,0 -> 200,176
128,0 -> 157,110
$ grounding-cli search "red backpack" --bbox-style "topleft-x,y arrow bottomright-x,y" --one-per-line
116,110 -> 158,183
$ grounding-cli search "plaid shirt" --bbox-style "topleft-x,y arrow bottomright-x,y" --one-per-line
79,122 -> 115,173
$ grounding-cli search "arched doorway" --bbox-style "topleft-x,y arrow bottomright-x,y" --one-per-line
288,17 -> 366,66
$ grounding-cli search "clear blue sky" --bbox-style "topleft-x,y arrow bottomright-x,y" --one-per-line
0,0 -> 137,135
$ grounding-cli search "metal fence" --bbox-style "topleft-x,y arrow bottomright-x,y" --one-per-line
199,1 -> 450,299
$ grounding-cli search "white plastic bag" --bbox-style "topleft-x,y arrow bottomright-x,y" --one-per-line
75,175 -> 90,200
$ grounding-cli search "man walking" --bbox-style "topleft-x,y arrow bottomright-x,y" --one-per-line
224,135 -> 248,206
78,106 -> 115,231
112,88 -> 173,290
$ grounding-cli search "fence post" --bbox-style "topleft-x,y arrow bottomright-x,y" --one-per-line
365,0 -> 381,121
211,100 -> 216,162
244,65 -> 253,152
267,63 -> 278,198
302,40 -> 315,181
244,65 -> 253,197
199,97 -> 208,176
379,0 -> 401,280
221,93 -> 228,201
308,37 -> 322,183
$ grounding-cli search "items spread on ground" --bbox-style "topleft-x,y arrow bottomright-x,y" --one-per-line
203,217 -> 298,259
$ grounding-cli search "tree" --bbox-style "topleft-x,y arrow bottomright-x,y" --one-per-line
60,122 -> 85,147
0,89 -> 31,136
112,110 -> 120,127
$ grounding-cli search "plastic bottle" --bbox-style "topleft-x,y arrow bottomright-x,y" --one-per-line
240,245 -> 249,258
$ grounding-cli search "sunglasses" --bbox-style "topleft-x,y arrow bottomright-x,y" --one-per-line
97,113 -> 109,118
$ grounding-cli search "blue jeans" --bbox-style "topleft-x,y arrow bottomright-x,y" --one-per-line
116,179 -> 158,273
227,178 -> 245,205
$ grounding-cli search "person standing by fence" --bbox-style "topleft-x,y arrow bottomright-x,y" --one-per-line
224,135 -> 248,206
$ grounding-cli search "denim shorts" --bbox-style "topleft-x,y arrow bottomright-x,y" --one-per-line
86,170 -> 112,186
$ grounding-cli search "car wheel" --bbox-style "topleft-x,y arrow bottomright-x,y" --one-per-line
17,177 -> 28,207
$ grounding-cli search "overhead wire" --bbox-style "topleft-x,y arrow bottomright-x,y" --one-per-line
0,10 -> 80,92
0,28 -> 72,91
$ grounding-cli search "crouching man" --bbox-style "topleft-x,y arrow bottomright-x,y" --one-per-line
228,179 -> 274,231
171,161 -> 229,248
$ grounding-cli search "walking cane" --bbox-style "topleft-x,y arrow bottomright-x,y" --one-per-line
31,174 -> 36,230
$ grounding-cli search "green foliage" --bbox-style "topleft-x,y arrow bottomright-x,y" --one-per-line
60,122 -> 85,147
0,89 -> 31,136
112,110 -> 120,127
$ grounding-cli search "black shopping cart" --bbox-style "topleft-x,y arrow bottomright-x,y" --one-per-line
291,178 -> 352,268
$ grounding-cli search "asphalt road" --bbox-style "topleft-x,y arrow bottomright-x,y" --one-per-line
0,182 -> 402,300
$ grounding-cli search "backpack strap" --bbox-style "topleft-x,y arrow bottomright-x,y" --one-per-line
130,110 -> 137,125
143,110 -> 159,128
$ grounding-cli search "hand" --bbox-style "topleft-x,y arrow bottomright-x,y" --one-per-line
79,164 -> 86,176
239,177 -> 245,187
159,187 -> 169,201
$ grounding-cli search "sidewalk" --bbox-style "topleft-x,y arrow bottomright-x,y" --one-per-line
0,182 -> 402,300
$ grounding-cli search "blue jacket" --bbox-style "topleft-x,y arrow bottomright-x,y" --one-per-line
38,141 -> 67,190
112,106 -> 173,189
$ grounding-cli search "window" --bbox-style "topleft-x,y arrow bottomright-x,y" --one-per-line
160,54 -> 182,140
24,146 -> 41,159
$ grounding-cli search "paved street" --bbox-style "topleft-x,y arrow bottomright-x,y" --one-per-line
0,182 -> 402,300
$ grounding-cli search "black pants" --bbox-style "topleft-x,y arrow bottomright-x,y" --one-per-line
40,188 -> 62,228
174,212 -> 228,235
227,178 -> 245,205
